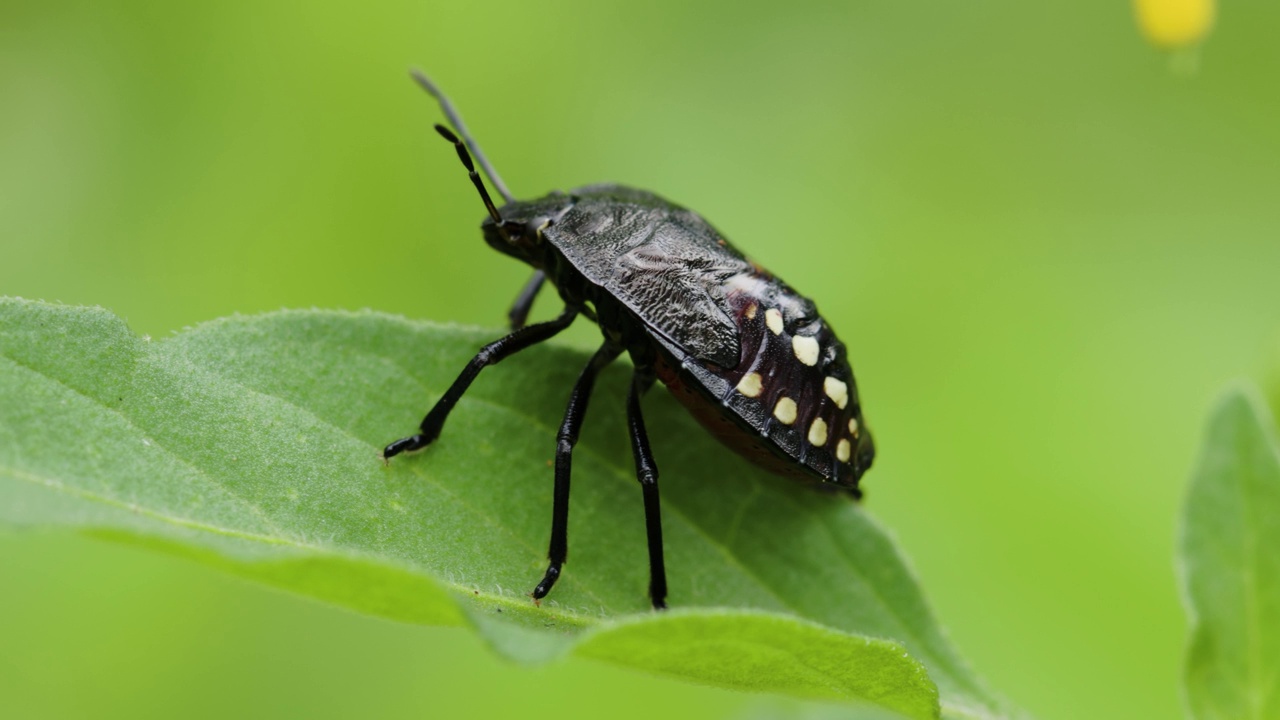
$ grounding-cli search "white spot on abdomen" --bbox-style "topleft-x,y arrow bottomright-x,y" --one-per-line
792,335 -> 820,366
765,308 -> 784,335
808,417 -> 828,446
735,372 -> 763,398
823,377 -> 848,408
773,397 -> 797,425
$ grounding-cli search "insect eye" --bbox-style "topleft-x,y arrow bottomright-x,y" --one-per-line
497,220 -> 524,243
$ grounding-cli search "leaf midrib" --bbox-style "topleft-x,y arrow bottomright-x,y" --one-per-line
1,462 -> 600,629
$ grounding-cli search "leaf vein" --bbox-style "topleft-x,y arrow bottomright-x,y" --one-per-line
0,352 -> 287,537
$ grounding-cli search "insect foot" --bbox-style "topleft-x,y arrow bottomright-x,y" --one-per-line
380,432 -> 434,461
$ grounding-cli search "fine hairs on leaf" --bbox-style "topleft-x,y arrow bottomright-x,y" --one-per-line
0,298 -> 1017,720
1181,387 -> 1280,720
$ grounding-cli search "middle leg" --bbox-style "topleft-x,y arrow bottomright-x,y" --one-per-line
531,341 -> 623,602
627,371 -> 667,609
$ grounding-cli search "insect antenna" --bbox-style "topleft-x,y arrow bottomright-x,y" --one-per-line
432,123 -> 507,231
410,69 -> 515,204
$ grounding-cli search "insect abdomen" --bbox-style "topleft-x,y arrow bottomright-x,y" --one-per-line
648,273 -> 871,492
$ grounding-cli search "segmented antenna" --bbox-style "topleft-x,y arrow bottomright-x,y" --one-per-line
434,124 -> 508,230
410,69 -> 514,204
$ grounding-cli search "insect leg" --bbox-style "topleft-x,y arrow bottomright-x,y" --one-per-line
532,341 -> 623,602
382,306 -> 578,460
627,370 -> 667,609
507,270 -> 546,330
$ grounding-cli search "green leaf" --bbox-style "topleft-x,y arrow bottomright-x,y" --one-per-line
1182,388 -> 1280,720
0,298 -> 1010,720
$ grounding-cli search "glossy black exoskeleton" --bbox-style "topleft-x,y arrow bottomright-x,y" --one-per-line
383,71 -> 875,609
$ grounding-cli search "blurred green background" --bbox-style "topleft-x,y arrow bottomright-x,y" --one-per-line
3,1 -> 1278,718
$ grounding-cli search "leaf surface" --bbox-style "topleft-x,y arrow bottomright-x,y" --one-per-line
1182,389 -> 1280,720
0,298 -> 1012,720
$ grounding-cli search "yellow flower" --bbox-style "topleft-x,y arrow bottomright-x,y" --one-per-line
1133,0 -> 1216,49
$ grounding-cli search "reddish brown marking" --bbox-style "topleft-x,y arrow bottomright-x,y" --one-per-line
653,351 -> 825,486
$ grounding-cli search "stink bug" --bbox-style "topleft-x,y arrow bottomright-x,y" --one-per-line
383,71 -> 876,609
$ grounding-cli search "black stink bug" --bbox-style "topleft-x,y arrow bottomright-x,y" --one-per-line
383,71 -> 876,609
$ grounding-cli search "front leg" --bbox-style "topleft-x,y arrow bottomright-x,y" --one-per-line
382,306 -> 578,460
531,341 -> 622,602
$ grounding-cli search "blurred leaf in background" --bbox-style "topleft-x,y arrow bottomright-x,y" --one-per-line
1181,388 -> 1280,720
3,1 -> 1280,719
